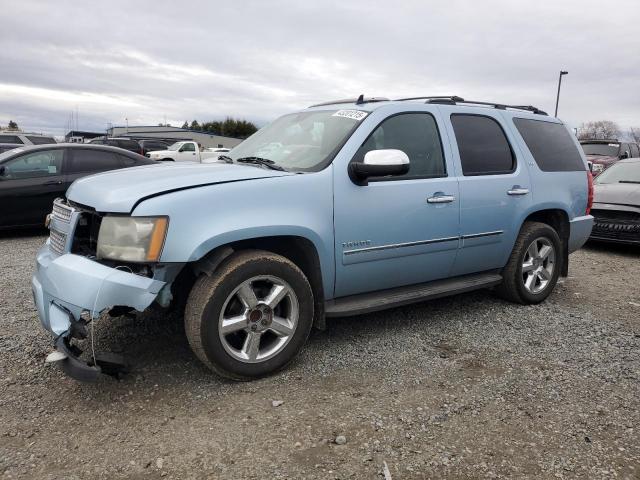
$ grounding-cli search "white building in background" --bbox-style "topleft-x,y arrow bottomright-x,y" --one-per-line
107,125 -> 244,149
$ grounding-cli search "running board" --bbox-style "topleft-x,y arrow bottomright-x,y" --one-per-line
325,272 -> 503,317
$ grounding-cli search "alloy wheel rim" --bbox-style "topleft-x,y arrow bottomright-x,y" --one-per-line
218,275 -> 299,363
521,237 -> 555,294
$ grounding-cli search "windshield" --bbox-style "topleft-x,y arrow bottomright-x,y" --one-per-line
582,143 -> 620,156
167,142 -> 184,151
595,161 -> 640,184
227,110 -> 366,171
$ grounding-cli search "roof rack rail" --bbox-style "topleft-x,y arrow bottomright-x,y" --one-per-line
394,95 -> 465,103
394,96 -> 548,115
309,94 -> 390,108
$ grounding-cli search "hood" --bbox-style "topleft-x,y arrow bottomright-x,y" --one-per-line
593,182 -> 640,208
586,154 -> 618,165
67,162 -> 292,213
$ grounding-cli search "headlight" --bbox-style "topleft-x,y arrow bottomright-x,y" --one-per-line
591,163 -> 605,173
97,216 -> 169,262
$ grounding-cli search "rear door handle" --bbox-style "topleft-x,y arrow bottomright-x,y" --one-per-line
427,194 -> 456,204
43,180 -> 63,186
507,188 -> 529,196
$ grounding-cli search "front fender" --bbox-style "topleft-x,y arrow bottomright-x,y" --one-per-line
132,170 -> 336,298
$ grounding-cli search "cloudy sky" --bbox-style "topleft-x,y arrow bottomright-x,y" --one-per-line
1,0 -> 639,137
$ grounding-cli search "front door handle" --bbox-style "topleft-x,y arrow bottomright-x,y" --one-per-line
43,180 -> 63,186
427,194 -> 456,204
507,187 -> 529,196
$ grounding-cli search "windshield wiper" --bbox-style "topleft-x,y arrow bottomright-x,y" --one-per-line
236,156 -> 286,171
619,180 -> 640,184
218,155 -> 233,164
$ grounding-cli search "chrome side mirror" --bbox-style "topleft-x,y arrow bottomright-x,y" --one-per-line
350,149 -> 410,185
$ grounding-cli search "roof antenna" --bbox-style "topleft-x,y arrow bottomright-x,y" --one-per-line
355,94 -> 365,105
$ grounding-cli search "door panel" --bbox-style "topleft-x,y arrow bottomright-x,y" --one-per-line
333,110 -> 460,298
442,109 -> 532,275
177,143 -> 197,162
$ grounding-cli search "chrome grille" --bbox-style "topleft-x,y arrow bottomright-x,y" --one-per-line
49,229 -> 67,255
52,199 -> 73,223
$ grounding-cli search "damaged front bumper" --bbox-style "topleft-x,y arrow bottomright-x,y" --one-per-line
32,243 -> 166,381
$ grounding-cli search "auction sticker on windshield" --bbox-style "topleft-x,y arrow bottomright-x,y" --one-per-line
332,110 -> 369,121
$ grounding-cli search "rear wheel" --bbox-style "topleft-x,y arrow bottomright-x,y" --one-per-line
185,250 -> 314,380
497,222 -> 562,304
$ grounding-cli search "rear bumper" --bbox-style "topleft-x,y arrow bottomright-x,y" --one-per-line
32,243 -> 165,335
568,215 -> 594,253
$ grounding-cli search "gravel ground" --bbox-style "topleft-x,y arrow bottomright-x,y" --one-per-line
0,231 -> 639,479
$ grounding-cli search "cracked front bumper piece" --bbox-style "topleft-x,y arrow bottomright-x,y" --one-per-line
33,243 -> 165,334
32,243 -> 166,380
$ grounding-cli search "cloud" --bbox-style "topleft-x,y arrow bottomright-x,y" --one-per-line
1,0 -> 639,136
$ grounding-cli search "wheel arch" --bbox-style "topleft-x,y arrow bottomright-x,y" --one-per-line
189,234 -> 328,330
520,208 -> 570,276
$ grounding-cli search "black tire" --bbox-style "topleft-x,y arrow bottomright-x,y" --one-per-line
496,221 -> 562,304
184,250 -> 314,381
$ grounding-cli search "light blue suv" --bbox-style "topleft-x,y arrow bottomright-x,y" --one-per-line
32,95 -> 594,381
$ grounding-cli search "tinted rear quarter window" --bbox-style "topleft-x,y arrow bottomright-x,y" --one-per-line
26,136 -> 56,145
450,114 -> 515,175
0,135 -> 23,144
68,149 -> 121,173
513,118 -> 585,172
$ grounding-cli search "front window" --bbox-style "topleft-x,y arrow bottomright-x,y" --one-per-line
1,150 -> 63,179
581,143 -> 620,157
595,161 -> 640,184
226,110 -> 365,171
167,142 -> 184,151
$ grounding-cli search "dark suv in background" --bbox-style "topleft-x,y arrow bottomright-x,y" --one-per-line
580,139 -> 640,175
88,137 -> 142,154
138,139 -> 171,156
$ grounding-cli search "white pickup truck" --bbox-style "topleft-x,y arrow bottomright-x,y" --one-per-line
146,141 -> 230,163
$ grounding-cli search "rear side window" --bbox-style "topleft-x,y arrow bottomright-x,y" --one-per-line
0,135 -> 23,144
26,136 -> 56,145
354,113 -> 446,179
450,115 -> 515,176
144,141 -> 168,150
68,149 -> 121,173
117,140 -> 140,150
513,118 -> 585,172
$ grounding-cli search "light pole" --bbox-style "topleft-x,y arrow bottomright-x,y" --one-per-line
554,70 -> 568,117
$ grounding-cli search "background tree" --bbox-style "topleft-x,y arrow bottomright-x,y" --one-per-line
181,121 -> 189,129
577,120 -> 621,140
190,118 -> 258,138
628,127 -> 640,143
7,120 -> 19,131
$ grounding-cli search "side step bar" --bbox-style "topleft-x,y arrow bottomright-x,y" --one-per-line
325,272 -> 503,317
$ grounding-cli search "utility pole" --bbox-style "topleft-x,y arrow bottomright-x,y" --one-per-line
554,70 -> 568,117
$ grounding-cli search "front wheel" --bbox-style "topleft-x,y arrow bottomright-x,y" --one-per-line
185,250 -> 314,380
497,222 -> 562,304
